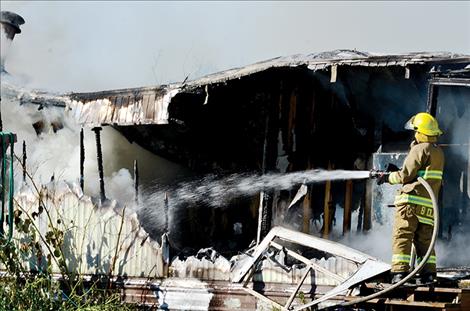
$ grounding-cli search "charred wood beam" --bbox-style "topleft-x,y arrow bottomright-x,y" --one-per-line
92,127 -> 106,202
302,187 -> 312,234
343,180 -> 353,235
427,80 -> 439,116
22,140 -> 26,182
80,128 -> 85,191
322,178 -> 333,238
363,179 -> 372,231
257,115 -> 271,243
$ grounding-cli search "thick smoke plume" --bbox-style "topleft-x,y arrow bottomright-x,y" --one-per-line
1,75 -> 186,205
1,31 -> 12,71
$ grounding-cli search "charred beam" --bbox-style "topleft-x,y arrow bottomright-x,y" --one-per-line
322,178 -> 333,238
343,180 -> 353,235
302,188 -> 312,234
22,140 -> 26,182
427,78 -> 439,116
80,128 -> 85,191
258,114 -> 271,242
92,127 -> 106,202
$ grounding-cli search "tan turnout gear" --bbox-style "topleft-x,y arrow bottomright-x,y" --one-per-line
388,138 -> 444,273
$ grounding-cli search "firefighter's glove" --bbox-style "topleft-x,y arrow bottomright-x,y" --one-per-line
386,163 -> 399,172
376,171 -> 391,185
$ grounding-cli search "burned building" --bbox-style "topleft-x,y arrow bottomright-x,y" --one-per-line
2,12 -> 470,308
66,51 -> 470,251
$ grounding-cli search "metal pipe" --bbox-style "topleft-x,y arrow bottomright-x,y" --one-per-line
92,127 -> 106,202
340,177 -> 439,307
80,128 -> 85,191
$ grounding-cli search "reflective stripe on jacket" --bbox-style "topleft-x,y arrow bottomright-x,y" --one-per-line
388,141 -> 444,224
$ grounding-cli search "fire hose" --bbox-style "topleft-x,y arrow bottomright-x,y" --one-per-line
0,132 -> 15,246
340,176 -> 439,307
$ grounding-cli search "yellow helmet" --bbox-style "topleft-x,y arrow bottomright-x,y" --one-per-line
404,112 -> 442,136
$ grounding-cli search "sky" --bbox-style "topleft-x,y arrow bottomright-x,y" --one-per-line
1,1 -> 470,92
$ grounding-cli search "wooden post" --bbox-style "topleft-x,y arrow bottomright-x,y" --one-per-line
80,128 -> 85,191
22,140 -> 27,182
302,188 -> 311,234
322,162 -> 334,238
258,114 -> 271,243
92,127 -> 106,202
343,180 -> 353,235
363,179 -> 372,231
322,180 -> 332,238
287,89 -> 297,151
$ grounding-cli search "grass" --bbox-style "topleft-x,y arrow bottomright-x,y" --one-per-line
0,154 -> 140,311
0,275 -> 135,310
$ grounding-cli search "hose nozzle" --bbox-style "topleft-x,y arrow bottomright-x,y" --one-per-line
369,169 -> 382,179
369,169 -> 391,185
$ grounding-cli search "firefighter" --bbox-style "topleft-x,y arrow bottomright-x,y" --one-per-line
377,112 -> 444,284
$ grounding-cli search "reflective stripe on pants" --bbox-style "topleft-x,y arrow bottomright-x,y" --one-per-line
391,204 -> 436,274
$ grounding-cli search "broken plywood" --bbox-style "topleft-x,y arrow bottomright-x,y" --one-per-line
67,86 -> 180,127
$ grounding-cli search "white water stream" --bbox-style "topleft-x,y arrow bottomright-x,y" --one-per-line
143,169 -> 371,210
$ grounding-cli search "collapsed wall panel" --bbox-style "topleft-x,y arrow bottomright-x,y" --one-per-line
2,182 -> 166,278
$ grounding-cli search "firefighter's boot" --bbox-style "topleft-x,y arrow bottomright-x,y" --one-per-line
391,272 -> 407,284
416,273 -> 436,286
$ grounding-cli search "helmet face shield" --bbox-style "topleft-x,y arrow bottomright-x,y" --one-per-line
404,116 -> 416,131
404,113 -> 443,136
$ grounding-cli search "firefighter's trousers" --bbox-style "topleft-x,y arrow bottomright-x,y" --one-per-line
391,204 -> 436,274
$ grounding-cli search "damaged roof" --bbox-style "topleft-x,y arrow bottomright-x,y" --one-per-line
64,50 -> 469,127
181,50 -> 469,89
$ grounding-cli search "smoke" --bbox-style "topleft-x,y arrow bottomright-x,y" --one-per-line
433,87 -> 470,267
2,2 -> 469,92
436,229 -> 470,267
334,197 -> 470,268
0,30 -> 12,71
1,76 -> 187,205
1,82 -> 124,201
